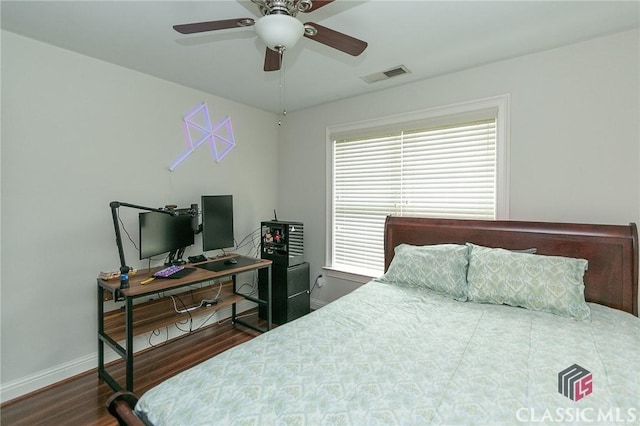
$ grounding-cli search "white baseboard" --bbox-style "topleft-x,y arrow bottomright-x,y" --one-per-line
1,352 -> 97,404
0,300 -> 255,404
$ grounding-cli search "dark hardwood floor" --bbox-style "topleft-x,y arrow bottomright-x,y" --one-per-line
1,314 -> 265,425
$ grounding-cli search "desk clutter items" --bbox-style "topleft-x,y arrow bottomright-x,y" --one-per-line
98,269 -> 136,280
188,254 -> 208,263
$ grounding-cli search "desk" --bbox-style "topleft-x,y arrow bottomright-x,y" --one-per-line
97,255 -> 272,392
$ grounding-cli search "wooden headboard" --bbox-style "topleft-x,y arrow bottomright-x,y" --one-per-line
384,216 -> 638,316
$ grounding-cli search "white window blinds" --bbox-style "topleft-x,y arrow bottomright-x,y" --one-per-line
332,119 -> 497,276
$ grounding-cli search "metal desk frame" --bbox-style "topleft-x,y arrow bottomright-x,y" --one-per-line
97,255 -> 272,392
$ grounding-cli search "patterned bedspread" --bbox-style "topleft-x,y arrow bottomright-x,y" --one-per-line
135,280 -> 640,425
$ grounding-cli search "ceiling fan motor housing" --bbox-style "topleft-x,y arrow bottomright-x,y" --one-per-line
255,14 -> 304,51
251,0 -> 313,16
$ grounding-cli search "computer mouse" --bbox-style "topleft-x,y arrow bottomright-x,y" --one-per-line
224,258 -> 238,265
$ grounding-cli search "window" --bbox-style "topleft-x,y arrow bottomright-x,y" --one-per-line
327,96 -> 509,278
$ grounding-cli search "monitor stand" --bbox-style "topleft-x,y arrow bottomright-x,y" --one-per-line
166,247 -> 187,266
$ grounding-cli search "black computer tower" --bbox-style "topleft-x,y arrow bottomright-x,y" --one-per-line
260,221 -> 304,267
259,220 -> 309,324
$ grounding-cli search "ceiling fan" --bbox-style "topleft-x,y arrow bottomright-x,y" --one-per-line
173,0 -> 368,72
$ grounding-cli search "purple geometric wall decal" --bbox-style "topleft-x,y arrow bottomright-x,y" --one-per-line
169,103 -> 235,171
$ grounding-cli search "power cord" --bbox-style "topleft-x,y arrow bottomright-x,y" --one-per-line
169,281 -> 223,314
310,274 -> 323,293
235,227 -> 261,253
117,211 -> 139,251
147,327 -> 169,347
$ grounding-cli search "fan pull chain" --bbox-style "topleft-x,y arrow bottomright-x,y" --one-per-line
278,48 -> 286,126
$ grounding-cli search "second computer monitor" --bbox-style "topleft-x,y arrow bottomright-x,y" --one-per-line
201,195 -> 234,252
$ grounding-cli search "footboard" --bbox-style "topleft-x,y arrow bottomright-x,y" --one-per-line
106,392 -> 144,426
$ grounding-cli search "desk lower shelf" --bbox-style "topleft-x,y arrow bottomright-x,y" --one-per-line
103,281 -> 242,342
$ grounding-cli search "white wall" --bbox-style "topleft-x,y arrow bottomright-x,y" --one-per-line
0,31 -> 278,401
277,29 -> 640,306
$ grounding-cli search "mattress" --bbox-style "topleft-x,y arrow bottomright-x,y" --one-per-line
135,280 -> 640,425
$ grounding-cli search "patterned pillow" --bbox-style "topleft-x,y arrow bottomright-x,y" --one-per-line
380,243 -> 469,301
466,243 -> 590,320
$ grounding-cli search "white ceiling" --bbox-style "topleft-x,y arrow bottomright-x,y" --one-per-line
2,1 -> 639,114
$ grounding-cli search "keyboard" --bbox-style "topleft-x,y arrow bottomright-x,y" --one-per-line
153,265 -> 185,278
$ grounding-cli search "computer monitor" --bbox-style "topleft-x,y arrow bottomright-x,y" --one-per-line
201,195 -> 234,252
139,211 -> 194,260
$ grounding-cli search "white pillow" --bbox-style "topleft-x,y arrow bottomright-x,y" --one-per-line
466,243 -> 590,320
380,243 -> 469,301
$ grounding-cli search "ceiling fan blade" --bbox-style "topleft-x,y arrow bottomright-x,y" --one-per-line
264,48 -> 282,72
304,22 -> 367,56
173,18 -> 255,34
307,0 -> 335,12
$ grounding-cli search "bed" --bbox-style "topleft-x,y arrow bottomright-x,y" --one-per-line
108,216 -> 640,425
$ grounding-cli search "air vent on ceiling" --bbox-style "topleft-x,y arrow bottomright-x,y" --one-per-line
361,65 -> 411,84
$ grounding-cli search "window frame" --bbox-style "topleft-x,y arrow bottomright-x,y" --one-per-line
325,95 -> 510,281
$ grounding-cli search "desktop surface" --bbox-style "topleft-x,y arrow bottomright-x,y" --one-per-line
98,255 -> 270,298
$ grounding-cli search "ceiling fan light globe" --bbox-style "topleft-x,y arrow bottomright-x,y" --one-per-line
255,14 -> 304,51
